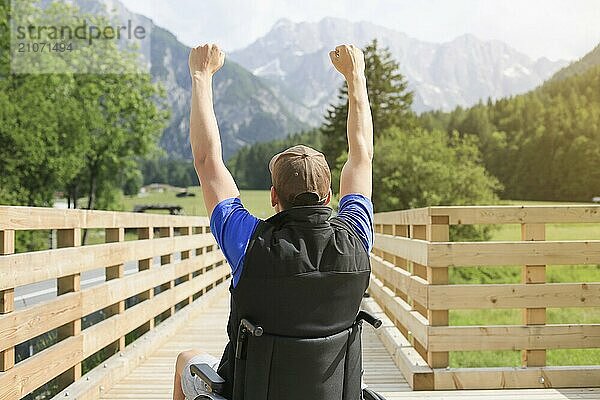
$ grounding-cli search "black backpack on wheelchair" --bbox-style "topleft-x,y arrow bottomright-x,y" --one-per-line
191,206 -> 383,399
190,311 -> 387,400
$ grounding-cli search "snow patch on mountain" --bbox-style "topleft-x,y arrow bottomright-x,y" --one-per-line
503,65 -> 532,78
253,59 -> 287,78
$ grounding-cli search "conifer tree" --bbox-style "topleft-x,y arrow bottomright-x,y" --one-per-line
321,39 -> 414,165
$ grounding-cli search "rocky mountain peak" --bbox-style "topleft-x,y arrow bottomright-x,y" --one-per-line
231,17 -> 568,122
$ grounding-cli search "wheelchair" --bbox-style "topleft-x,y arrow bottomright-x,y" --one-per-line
190,310 -> 387,400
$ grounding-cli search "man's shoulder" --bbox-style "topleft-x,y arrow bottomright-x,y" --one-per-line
336,193 -> 374,226
334,193 -> 374,253
329,214 -> 358,233
210,198 -> 260,228
338,193 -> 373,210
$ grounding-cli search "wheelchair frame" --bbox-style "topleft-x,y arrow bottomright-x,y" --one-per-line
190,310 -> 387,400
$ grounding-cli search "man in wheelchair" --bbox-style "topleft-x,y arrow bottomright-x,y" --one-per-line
175,42 -> 380,400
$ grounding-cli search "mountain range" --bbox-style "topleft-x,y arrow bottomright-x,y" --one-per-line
68,0 -> 307,160
231,17 -> 568,123
68,0 -> 570,159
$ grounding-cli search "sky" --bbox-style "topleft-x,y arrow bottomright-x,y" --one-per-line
119,0 -> 600,61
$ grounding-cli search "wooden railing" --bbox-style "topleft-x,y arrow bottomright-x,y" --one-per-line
2,204 -> 599,397
0,206 -> 230,399
368,205 -> 600,390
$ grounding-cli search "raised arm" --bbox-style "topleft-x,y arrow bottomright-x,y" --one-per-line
329,44 -> 373,199
189,44 -> 239,216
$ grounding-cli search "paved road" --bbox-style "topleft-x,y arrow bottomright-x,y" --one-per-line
14,254 -> 181,310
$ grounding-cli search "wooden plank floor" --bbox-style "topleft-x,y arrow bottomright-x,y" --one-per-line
101,292 -> 600,400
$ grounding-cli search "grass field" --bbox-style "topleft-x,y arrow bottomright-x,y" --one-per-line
445,201 -> 600,367
120,187 -> 274,219
450,218 -> 600,368
121,188 -> 600,367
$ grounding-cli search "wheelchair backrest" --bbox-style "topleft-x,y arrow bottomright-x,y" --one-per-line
234,322 -> 363,400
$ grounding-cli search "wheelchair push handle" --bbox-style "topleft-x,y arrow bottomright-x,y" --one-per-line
356,310 -> 382,328
236,319 -> 263,360
241,318 -> 263,337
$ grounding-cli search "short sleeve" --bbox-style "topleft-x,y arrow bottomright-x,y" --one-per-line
336,194 -> 374,253
209,198 -> 260,287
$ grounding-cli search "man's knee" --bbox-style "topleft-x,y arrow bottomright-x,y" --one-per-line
176,349 -> 201,375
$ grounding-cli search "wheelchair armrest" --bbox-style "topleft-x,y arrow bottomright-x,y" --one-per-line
190,363 -> 225,394
194,395 -> 228,400
363,388 -> 388,400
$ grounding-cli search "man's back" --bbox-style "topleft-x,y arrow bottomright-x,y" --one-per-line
217,203 -> 371,397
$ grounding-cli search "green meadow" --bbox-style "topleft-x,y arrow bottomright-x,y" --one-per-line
450,216 -> 600,368
120,187 -> 274,219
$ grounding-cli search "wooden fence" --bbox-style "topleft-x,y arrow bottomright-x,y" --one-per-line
0,206 -> 230,399
2,204 -> 599,397
368,205 -> 600,390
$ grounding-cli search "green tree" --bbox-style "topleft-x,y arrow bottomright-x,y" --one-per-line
64,70 -> 168,211
372,127 -> 501,240
0,0 -> 168,211
0,2 -> 88,206
321,39 -> 414,165
372,128 -> 501,211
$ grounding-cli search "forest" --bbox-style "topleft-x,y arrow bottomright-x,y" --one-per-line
420,50 -> 600,202
229,43 -> 600,207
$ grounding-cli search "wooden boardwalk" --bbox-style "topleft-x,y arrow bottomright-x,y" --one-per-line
100,291 -> 600,400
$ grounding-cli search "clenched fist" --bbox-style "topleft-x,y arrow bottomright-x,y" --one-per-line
329,44 -> 365,80
189,43 -> 225,77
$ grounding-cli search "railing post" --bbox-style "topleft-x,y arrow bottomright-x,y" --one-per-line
392,224 -> 409,274
380,225 -> 394,283
180,226 -> 194,305
180,226 -> 191,261
373,224 -> 382,257
194,226 -> 206,298
137,227 -> 155,333
195,226 -> 205,257
521,223 -> 546,367
160,227 -> 175,316
410,224 -> 428,360
138,227 -> 154,274
105,227 -> 126,352
392,224 -> 410,340
56,228 -> 82,385
426,215 -> 450,368
0,229 -> 15,372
